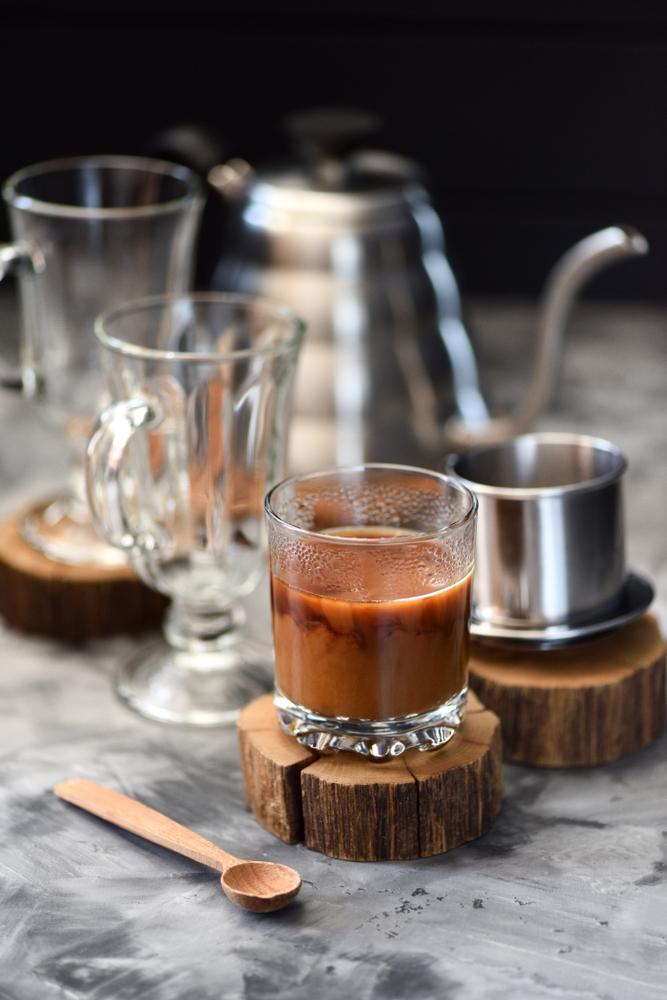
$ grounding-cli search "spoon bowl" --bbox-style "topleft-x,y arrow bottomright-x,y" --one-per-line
221,861 -> 302,913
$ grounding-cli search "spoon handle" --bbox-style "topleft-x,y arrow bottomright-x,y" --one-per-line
54,778 -> 236,873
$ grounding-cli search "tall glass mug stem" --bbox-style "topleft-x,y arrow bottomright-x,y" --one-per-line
164,601 -> 244,654
116,602 -> 271,727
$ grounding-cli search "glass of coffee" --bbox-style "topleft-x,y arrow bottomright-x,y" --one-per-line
265,464 -> 477,759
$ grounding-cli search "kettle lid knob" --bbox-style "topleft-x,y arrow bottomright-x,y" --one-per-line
284,107 -> 381,165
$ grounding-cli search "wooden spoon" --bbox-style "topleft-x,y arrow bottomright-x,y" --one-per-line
54,778 -> 301,913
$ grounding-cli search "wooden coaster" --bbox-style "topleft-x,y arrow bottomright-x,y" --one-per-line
0,507 -> 166,640
469,613 -> 666,768
238,691 -> 503,861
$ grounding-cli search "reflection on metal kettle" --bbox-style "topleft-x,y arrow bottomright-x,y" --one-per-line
205,111 -> 648,471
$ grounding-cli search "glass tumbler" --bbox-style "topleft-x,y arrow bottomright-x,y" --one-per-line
0,155 -> 202,566
86,294 -> 305,725
265,464 -> 477,759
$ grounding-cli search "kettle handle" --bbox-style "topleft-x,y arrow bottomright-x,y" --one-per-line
446,226 -> 648,447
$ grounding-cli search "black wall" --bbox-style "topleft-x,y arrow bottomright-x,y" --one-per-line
2,1 -> 666,297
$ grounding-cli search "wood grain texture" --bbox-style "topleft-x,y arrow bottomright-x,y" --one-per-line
238,702 -> 316,844
301,753 -> 420,861
0,508 -> 166,638
469,614 -> 666,767
238,693 -> 502,861
405,709 -> 504,858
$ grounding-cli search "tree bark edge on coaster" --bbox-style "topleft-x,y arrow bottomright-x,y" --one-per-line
0,506 -> 166,639
238,690 -> 503,862
469,613 -> 665,767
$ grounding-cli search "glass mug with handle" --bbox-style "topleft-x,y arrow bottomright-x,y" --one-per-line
86,293 -> 305,725
265,464 -> 477,758
0,155 -> 203,566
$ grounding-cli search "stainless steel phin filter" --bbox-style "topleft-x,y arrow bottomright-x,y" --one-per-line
450,433 -> 627,628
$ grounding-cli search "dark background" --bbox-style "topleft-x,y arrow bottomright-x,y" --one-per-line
2,0 -> 666,298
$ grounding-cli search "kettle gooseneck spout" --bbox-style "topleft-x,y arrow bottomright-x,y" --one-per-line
445,225 -> 649,448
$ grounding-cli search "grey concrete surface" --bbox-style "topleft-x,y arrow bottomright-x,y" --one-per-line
0,296 -> 666,999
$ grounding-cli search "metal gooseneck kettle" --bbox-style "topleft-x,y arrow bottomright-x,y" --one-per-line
162,111 -> 648,472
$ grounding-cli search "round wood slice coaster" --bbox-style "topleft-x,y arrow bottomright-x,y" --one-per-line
238,691 -> 503,862
0,507 -> 166,640
469,613 -> 666,768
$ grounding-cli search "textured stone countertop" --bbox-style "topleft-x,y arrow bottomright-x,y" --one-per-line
0,298 -> 666,1000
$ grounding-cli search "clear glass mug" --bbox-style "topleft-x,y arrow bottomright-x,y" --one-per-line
265,464 -> 477,759
86,293 -> 305,725
0,155 -> 203,566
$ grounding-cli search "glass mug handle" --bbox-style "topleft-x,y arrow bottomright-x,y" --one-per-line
0,241 -> 44,390
86,398 -> 157,550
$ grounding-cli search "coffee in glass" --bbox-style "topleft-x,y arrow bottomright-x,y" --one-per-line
265,465 -> 477,759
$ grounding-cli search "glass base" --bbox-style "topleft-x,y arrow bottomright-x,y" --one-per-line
114,634 -> 273,726
275,687 -> 468,760
21,496 -> 127,568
